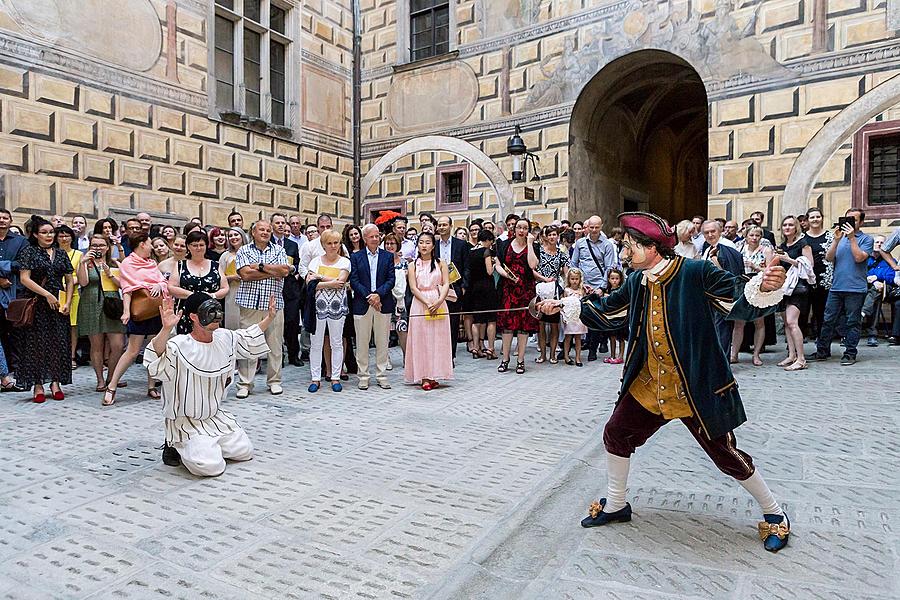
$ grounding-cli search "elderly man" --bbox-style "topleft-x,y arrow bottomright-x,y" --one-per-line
571,215 -> 619,360
349,224 -> 396,390
701,219 -> 744,354
234,219 -> 290,397
147,293 -> 274,477
723,220 -> 740,244
136,212 -> 153,234
540,211 -> 792,553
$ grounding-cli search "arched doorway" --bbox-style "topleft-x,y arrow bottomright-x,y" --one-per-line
569,50 -> 708,226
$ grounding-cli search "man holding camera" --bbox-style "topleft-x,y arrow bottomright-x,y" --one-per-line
144,293 -> 276,477
808,208 -> 874,365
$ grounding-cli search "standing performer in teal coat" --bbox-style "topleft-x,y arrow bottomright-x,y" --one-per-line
541,212 -> 792,552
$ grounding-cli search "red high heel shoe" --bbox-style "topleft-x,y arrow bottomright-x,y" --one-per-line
52,390 -> 64,401
33,392 -> 46,403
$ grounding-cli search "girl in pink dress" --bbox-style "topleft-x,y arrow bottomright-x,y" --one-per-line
404,232 -> 453,390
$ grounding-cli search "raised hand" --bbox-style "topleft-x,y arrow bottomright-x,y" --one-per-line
267,293 -> 277,320
159,296 -> 181,331
759,254 -> 786,292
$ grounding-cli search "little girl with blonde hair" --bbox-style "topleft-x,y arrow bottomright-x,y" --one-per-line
560,268 -> 588,366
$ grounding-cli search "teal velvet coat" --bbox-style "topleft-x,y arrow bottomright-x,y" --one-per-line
580,256 -> 778,440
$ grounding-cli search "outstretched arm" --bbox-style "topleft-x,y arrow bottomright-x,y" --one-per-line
257,294 -> 278,332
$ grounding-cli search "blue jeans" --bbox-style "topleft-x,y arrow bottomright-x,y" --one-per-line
816,291 -> 865,358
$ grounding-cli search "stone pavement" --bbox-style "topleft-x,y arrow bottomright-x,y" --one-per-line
0,342 -> 897,600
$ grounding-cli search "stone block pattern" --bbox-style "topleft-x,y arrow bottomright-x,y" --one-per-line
0,68 -> 352,226
358,0 -> 900,227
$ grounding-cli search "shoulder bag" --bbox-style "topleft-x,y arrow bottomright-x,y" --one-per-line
94,264 -> 124,320
6,276 -> 47,328
584,238 -> 607,279
130,287 -> 163,321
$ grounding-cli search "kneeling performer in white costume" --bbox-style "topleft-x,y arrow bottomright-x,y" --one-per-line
144,292 -> 275,477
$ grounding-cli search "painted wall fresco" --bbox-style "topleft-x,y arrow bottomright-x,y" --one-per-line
477,0 -> 542,38
522,0 -> 794,111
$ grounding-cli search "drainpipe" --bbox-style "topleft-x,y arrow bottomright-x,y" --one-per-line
352,0 -> 362,223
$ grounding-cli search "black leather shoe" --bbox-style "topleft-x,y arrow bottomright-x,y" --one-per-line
162,442 -> 181,467
758,512 -> 790,552
598,343 -> 609,354
300,350 -> 310,361
587,352 -> 598,362
580,498 -> 632,528
289,358 -> 304,367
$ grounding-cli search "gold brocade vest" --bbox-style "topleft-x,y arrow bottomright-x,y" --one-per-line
628,273 -> 693,420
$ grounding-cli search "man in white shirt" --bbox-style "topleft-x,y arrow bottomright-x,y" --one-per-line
71,215 -> 90,252
298,214 -> 334,278
690,215 -> 706,253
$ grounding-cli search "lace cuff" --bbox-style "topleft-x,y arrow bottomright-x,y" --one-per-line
560,295 -> 582,324
744,272 -> 783,308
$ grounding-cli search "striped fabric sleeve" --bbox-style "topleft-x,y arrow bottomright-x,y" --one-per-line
143,342 -> 176,382
234,324 -> 269,360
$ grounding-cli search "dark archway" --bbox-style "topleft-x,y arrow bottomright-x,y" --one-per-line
569,50 -> 708,226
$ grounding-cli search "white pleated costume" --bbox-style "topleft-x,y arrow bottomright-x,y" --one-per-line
143,324 -> 269,477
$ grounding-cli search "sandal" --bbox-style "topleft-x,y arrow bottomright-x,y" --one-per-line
497,360 -> 509,373
534,356 -> 546,364
484,350 -> 497,360
784,361 -> 807,371
752,357 -> 763,367
422,381 -> 434,391
549,357 -> 558,364
565,358 -> 574,365
95,383 -> 108,392
516,361 -> 525,374
777,357 -> 795,367
102,388 -> 117,406
147,388 -> 160,399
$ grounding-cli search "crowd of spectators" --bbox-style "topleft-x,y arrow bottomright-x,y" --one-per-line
0,204 -> 896,402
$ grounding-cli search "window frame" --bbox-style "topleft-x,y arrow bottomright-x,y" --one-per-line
852,120 -> 900,219
396,0 -> 458,66
435,163 -> 469,212
208,0 -> 297,133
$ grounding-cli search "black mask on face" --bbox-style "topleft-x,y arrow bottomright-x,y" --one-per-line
196,298 -> 224,326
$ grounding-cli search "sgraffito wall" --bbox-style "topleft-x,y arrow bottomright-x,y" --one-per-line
0,0 -> 355,227
360,0 -> 900,230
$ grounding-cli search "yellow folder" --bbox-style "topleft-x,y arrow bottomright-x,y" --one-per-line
317,265 -> 343,279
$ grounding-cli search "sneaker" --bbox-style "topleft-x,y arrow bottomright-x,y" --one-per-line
867,336 -> 879,347
269,384 -> 283,395
840,354 -> 856,366
377,379 -> 391,390
236,388 -> 250,399
889,337 -> 900,346
804,352 -> 829,361
386,361 -> 393,371
358,380 -> 369,390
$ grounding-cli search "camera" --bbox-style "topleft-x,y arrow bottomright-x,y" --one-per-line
835,216 -> 856,229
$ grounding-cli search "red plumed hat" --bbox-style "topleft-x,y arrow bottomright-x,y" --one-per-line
618,212 -> 676,249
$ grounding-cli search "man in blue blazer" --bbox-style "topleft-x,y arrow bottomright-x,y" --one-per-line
349,224 -> 396,390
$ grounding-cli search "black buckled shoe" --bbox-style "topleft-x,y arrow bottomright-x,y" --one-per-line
580,498 -> 632,528
162,442 -> 181,467
758,512 -> 790,552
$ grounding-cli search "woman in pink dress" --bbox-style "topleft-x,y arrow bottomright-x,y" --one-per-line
404,232 -> 453,390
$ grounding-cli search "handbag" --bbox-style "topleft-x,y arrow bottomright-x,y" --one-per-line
129,287 -> 162,321
5,275 -> 47,328
94,265 -> 123,320
5,297 -> 37,328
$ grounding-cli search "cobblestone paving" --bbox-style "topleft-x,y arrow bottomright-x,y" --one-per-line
0,342 -> 897,599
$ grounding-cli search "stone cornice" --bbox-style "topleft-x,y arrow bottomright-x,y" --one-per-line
301,49 -> 352,79
360,105 -> 573,159
302,127 -> 353,157
0,31 -> 208,114
708,40 -> 900,100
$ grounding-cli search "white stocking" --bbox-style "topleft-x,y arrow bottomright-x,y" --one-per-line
739,470 -> 784,516
604,453 -> 631,513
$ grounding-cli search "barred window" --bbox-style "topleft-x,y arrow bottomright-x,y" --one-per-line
867,134 -> 900,206
410,0 -> 450,62
852,121 -> 900,219
213,0 -> 292,127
